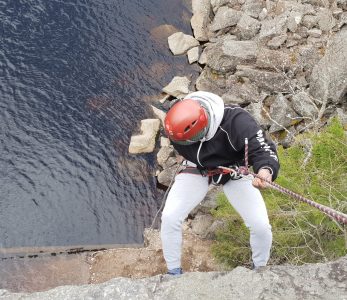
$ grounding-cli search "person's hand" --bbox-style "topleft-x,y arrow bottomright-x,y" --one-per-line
252,168 -> 272,189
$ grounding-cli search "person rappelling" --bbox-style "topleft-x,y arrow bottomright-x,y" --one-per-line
160,91 -> 280,275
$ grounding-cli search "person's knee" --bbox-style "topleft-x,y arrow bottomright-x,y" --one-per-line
249,221 -> 272,237
161,210 -> 182,231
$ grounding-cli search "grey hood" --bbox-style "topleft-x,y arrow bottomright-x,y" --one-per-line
184,91 -> 225,141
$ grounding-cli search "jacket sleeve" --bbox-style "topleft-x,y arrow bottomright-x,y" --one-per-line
231,109 -> 280,180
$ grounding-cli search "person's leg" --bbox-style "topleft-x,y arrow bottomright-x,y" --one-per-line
223,177 -> 272,267
161,172 -> 209,271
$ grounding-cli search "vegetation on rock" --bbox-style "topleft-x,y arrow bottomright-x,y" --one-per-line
211,119 -> 347,268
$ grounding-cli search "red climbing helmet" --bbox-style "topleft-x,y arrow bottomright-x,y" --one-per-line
164,99 -> 210,145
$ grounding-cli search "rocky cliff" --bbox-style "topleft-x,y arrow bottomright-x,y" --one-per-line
1,255 -> 346,299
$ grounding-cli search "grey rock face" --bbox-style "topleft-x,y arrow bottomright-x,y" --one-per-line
203,37 -> 257,72
309,26 -> 347,105
2,256 -> 346,300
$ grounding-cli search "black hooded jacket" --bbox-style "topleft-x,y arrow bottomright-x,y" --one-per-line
172,105 -> 280,181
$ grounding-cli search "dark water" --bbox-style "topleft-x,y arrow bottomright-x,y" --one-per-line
0,0 -> 198,251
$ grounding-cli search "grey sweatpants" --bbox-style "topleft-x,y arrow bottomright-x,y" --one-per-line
160,172 -> 272,270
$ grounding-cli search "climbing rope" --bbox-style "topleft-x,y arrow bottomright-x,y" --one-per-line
217,138 -> 347,225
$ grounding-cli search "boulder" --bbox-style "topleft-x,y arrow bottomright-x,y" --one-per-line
256,48 -> 292,70
187,46 -> 200,64
203,37 -> 257,72
209,7 -> 243,32
267,34 -> 287,49
242,0 -> 264,18
268,94 -> 300,133
309,26 -> 347,105
291,91 -> 319,119
222,78 -> 261,105
151,105 -> 166,126
168,32 -> 200,55
245,101 -> 271,128
195,68 -> 227,96
157,163 -> 179,186
128,119 -> 160,154
302,15 -> 319,29
236,14 -> 261,40
162,76 -> 191,98
234,66 -> 293,93
287,11 -> 303,33
191,0 -> 211,41
157,146 -> 175,168
258,15 -> 288,40
317,8 -> 337,32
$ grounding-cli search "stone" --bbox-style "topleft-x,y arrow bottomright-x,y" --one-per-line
291,91 -> 319,119
317,8 -> 337,32
287,11 -> 303,33
151,105 -> 166,126
236,14 -> 261,40
128,119 -> 160,154
157,146 -> 175,167
187,46 -> 200,64
203,37 -> 257,72
209,7 -> 243,32
195,68 -> 227,96
242,0 -> 264,18
259,14 -> 288,40
309,26 -> 347,105
157,164 -> 178,186
168,32 -> 200,55
269,94 -> 300,133
190,185 -> 222,217
162,76 -> 191,97
307,28 -> 322,38
191,0 -> 211,41
190,214 -> 215,238
222,80 -> 261,105
302,15 -> 319,29
267,34 -> 287,49
210,0 -> 234,13
160,137 -> 171,147
258,8 -> 268,21
234,66 -> 292,93
256,48 -> 292,70
245,101 -> 271,127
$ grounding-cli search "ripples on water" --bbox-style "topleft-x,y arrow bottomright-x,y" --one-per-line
0,0 -> 198,252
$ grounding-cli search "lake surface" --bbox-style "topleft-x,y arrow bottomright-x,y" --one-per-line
0,0 -> 198,252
